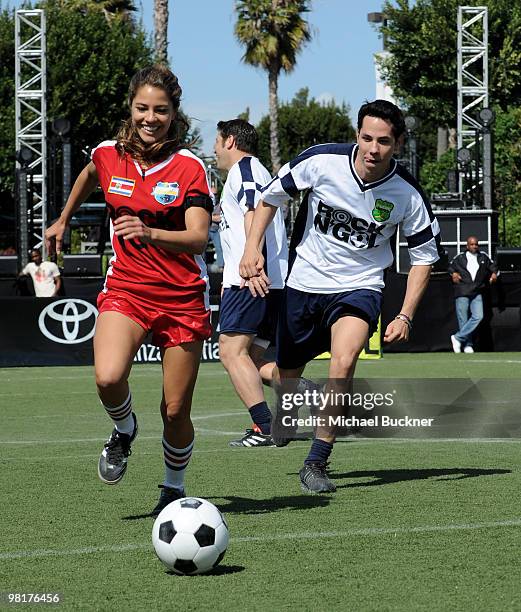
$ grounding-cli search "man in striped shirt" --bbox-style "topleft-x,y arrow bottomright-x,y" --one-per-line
214,119 -> 288,447
240,100 -> 442,493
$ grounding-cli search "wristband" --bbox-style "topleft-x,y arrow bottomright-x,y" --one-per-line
395,313 -> 412,330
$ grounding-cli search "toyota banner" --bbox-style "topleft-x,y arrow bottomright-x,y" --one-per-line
0,298 -> 220,367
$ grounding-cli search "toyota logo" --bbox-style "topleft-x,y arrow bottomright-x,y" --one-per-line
38,299 -> 98,344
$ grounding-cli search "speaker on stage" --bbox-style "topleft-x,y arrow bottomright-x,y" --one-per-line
496,248 -> 521,272
0,256 -> 18,277
62,254 -> 103,276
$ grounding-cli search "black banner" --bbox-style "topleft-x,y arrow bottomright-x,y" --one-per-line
0,297 -> 220,367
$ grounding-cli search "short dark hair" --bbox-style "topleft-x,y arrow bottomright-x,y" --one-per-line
217,119 -> 258,156
357,100 -> 405,139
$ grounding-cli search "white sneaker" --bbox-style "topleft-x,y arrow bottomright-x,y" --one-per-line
450,335 -> 462,353
463,346 -> 474,353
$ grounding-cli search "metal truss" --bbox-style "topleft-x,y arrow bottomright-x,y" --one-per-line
15,9 -> 47,256
457,6 -> 488,197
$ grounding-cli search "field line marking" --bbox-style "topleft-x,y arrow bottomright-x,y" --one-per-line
0,445 -> 308,462
0,412 -> 245,445
0,430 -> 239,445
0,370 -> 229,382
2,433 -> 521,446
2,518 -> 521,561
234,518 -> 521,541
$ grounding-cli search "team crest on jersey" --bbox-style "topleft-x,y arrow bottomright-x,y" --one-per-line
151,181 -> 180,205
372,199 -> 394,222
108,176 -> 136,197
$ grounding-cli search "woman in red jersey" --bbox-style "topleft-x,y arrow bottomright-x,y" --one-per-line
45,65 -> 213,515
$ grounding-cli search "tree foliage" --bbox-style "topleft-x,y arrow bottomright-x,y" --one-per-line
0,1 -> 154,247
0,8 -> 16,197
494,107 -> 521,246
43,0 -> 153,179
234,0 -> 312,172
56,0 -> 137,22
379,0 -> 521,246
1,1 -> 153,193
256,88 -> 355,169
419,148 -> 456,198
235,0 -> 312,74
380,0 -> 521,125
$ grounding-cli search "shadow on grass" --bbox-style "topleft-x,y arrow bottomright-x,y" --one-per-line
328,467 -> 511,489
122,511 -> 158,521
121,493 -> 330,520
166,564 -> 245,577
204,494 -> 331,514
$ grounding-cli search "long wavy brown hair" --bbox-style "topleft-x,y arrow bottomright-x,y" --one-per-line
115,65 -> 191,165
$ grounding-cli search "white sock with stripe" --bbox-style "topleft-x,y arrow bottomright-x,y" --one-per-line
162,437 -> 194,492
101,392 -> 134,435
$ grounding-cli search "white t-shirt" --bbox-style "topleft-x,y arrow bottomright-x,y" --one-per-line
465,251 -> 479,281
260,143 -> 441,293
22,261 -> 60,297
219,155 -> 288,289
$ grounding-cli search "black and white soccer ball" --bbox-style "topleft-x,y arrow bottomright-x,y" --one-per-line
152,497 -> 229,575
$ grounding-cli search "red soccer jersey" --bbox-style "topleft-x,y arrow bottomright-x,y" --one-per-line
91,141 -> 211,311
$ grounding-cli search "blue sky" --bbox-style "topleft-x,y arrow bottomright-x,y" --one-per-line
9,0 -> 389,156
137,0 -> 388,155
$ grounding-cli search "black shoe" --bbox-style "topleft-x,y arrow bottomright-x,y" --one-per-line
151,484 -> 185,517
229,428 -> 275,447
299,461 -> 336,494
97,413 -> 138,485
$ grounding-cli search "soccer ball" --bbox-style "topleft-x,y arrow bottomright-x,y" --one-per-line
152,497 -> 229,575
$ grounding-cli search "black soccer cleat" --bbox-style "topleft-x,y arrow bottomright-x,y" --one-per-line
229,428 -> 275,447
151,484 -> 185,517
299,461 -> 337,494
97,413 -> 138,485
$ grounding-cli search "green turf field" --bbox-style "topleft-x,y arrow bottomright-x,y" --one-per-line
1,354 -> 521,611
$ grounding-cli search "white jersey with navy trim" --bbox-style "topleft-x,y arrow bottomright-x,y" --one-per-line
220,155 -> 288,289
260,143 -> 441,294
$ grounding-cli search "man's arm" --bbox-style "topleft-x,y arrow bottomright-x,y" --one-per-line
384,264 -> 432,343
448,254 -> 463,283
53,275 -> 62,296
239,200 -> 277,296
486,254 -> 499,282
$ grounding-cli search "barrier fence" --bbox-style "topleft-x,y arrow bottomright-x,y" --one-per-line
1,272 -> 519,367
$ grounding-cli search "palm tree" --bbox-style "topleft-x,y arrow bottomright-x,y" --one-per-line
154,0 -> 169,65
235,0 -> 312,172
59,0 -> 137,23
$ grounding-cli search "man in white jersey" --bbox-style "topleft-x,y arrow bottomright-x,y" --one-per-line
214,119 -> 288,447
240,100 -> 442,493
20,249 -> 61,297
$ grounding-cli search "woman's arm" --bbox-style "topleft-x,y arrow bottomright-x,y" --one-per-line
113,206 -> 210,255
45,161 -> 99,255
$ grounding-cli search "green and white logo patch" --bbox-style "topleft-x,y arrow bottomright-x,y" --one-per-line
372,199 -> 394,222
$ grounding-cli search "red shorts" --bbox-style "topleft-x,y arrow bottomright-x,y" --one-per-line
97,290 -> 211,348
